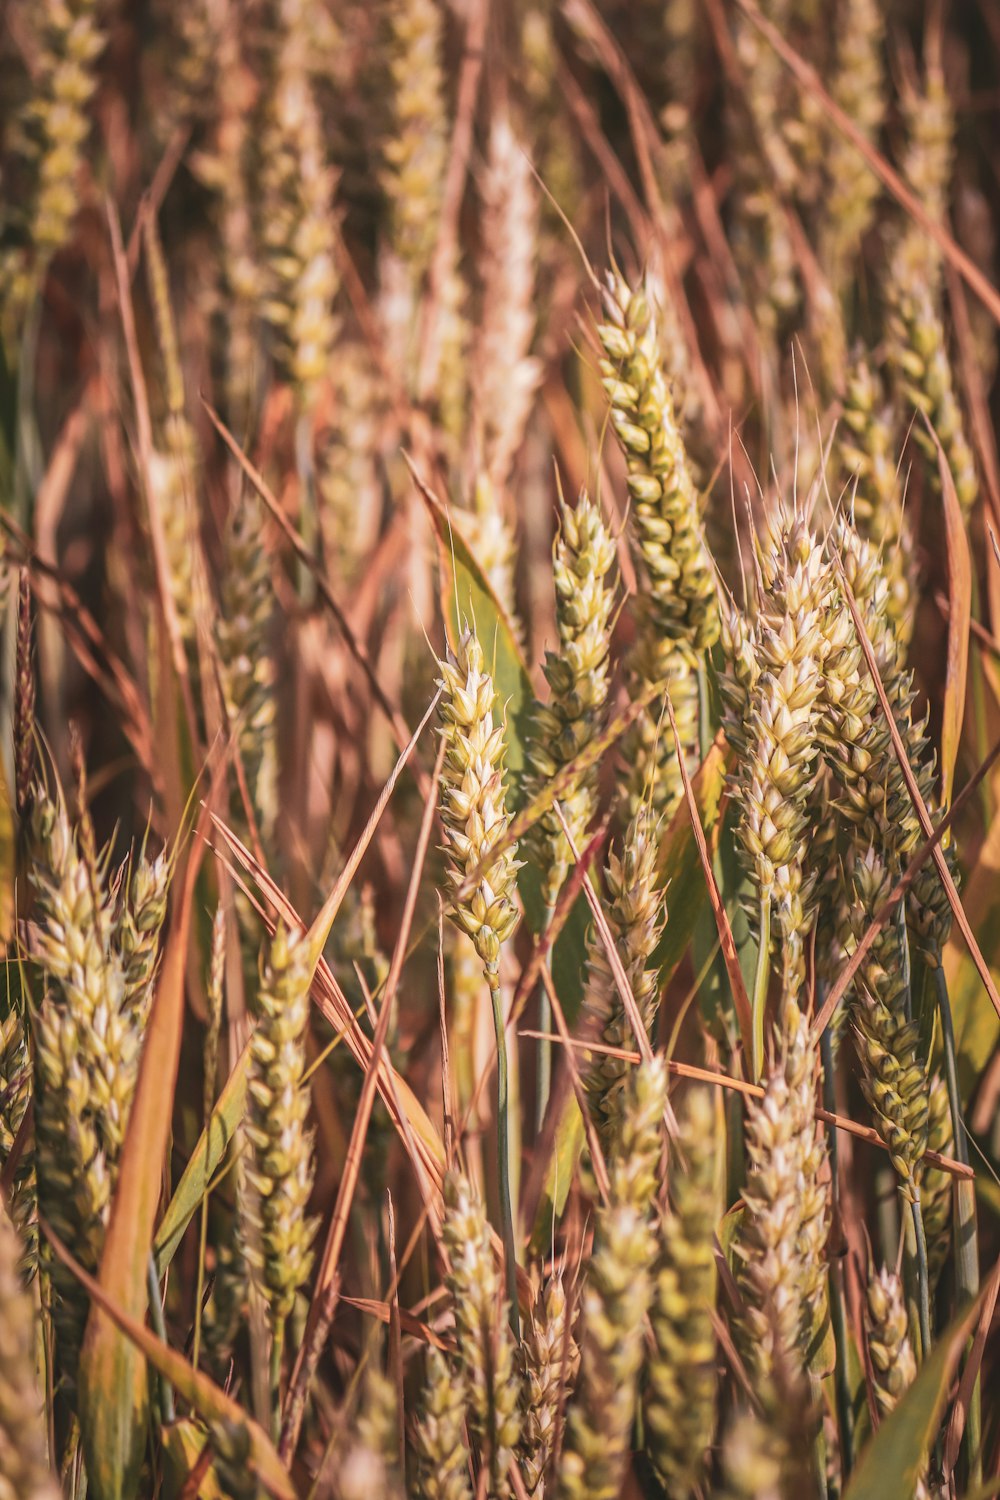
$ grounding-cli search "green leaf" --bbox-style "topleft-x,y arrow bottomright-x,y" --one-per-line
845,1296 -> 982,1500
161,1421 -> 223,1500
655,740 -> 729,985
423,479 -> 534,790
530,1096 -> 586,1251
153,1034 -> 251,1276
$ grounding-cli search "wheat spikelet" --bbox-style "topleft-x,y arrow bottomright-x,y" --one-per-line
0,1206 -> 59,1500
837,357 -> 915,644
840,850 -> 929,1195
819,516 -> 956,947
437,626 -> 521,977
735,1000 -> 830,1381
866,1265 -> 916,1417
472,112 -> 541,496
441,1171 -> 522,1496
918,1070 -> 953,1288
413,1344 -> 473,1500
820,0 -> 885,289
382,0 -> 447,286
243,920 -> 318,1327
0,0 -> 105,336
519,1271 -> 578,1493
116,843 -> 170,1025
597,268 -> 718,818
885,44 -> 977,515
720,1375 -> 816,1500
644,1086 -> 719,1494
725,511 -> 829,1003
558,1059 -> 666,1500
29,785 -> 140,1384
527,489 -> 616,909
581,809 -> 665,1151
218,493 -> 279,847
256,0 -> 339,410
333,1369 -> 404,1500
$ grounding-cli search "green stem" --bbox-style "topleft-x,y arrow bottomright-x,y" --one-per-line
821,1023 -> 854,1479
910,1194 -> 931,1363
270,1318 -> 286,1440
191,1181 -> 211,1375
750,894 -> 771,1082
490,972 -> 520,1340
535,903 -> 556,1136
147,1255 -> 175,1424
696,658 -> 713,765
934,959 -> 982,1483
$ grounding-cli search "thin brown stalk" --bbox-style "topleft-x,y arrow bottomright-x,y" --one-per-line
291,733 -> 446,1381
518,1032 -> 971,1179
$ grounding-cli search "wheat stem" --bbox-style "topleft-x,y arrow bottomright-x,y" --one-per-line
910,1195 -> 931,1363
491,973 -> 520,1341
536,903 -> 556,1134
146,1256 -> 174,1424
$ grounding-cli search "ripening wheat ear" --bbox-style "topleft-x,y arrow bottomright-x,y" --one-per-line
413,1344 -> 474,1500
116,840 -> 171,1024
838,850 -> 930,1197
597,268 -> 718,820
644,1086 -> 720,1495
884,42 -> 978,516
734,999 -> 830,1385
243,920 -> 318,1360
218,492 -> 279,849
0,0 -> 106,339
836,358 -> 915,644
437,623 -> 522,1327
558,1058 -> 666,1500
722,510 -> 829,1076
519,1270 -> 579,1493
866,1265 -> 917,1417
256,0 -> 340,412
820,0 -> 886,293
382,0 -> 448,288
472,110 -> 541,498
28,784 -> 139,1389
441,1171 -> 522,1498
527,488 -> 616,914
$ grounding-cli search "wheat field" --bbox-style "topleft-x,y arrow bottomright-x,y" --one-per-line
1,1 -> 999,1497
